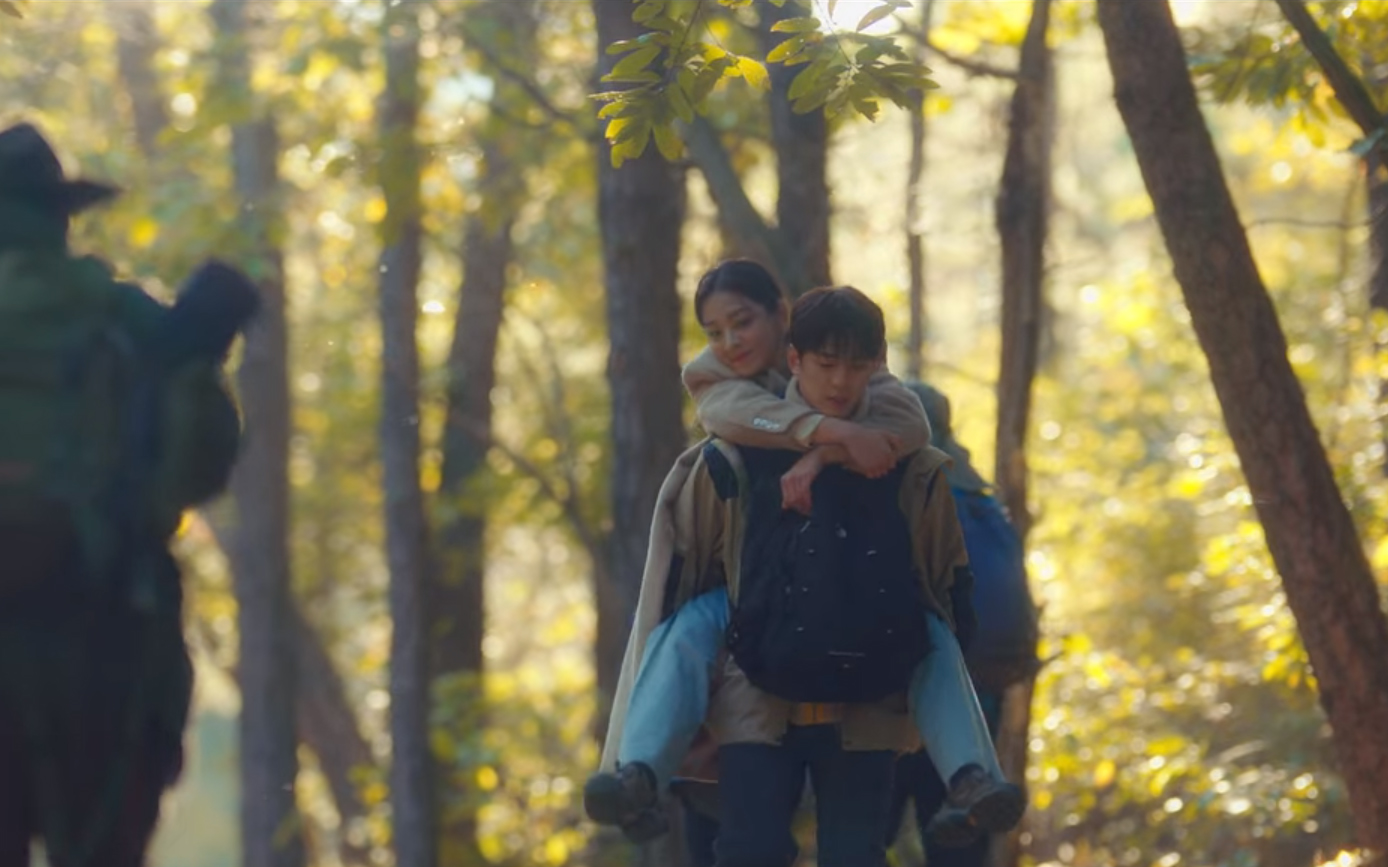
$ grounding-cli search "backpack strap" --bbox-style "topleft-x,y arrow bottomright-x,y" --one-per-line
701,438 -> 747,502
700,439 -> 748,606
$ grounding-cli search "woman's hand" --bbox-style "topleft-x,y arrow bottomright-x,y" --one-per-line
781,449 -> 828,514
816,418 -> 900,478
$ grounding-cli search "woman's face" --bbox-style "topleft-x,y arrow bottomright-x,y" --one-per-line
700,290 -> 786,378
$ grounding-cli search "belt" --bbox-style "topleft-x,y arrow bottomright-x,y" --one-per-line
788,702 -> 844,726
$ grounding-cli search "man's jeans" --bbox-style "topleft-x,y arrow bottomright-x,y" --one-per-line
715,724 -> 895,867
618,588 -> 1003,788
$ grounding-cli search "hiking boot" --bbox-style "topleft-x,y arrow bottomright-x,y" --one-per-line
583,762 -> 667,842
925,764 -> 1026,848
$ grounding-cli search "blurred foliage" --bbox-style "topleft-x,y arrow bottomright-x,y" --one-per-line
593,0 -> 937,165
1186,0 -> 1388,154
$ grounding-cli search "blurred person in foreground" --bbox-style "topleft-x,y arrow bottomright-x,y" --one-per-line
0,122 -> 256,867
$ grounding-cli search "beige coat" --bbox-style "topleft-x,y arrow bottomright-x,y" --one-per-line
598,350 -> 939,771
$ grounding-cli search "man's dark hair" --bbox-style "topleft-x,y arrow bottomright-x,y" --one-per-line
788,286 -> 885,360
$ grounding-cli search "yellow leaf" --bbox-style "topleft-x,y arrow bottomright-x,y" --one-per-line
363,196 -> 387,224
738,56 -> 770,91
476,765 -> 499,791
544,836 -> 570,865
1093,759 -> 1116,788
128,217 -> 159,249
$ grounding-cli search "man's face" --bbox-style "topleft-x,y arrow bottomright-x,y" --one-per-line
788,345 -> 881,418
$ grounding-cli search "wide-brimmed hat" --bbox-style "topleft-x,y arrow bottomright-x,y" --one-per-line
907,381 -> 991,493
0,123 -> 120,213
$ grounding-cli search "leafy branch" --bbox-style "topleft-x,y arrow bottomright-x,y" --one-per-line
591,0 -> 938,167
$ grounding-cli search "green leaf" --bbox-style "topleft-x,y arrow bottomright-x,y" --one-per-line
692,67 -> 722,104
607,45 -> 661,80
828,0 -> 839,16
788,61 -> 828,101
632,0 -> 667,25
737,56 -> 770,90
607,38 -> 645,55
856,3 -> 895,32
782,35 -> 823,67
610,116 -> 651,145
646,13 -> 685,34
597,99 -> 640,119
603,70 -> 662,84
856,44 -> 885,65
767,34 -> 807,63
668,81 -> 695,122
771,16 -> 821,33
653,122 -> 683,161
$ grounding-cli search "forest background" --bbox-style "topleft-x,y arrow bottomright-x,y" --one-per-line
2,1 -> 1386,866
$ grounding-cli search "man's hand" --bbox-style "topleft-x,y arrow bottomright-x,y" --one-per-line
782,449 -> 827,515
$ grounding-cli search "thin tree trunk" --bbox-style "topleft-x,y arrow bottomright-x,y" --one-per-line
291,606 -> 375,865
1270,0 -> 1388,477
432,6 -> 535,857
106,0 -> 168,158
119,13 -> 374,862
682,116 -> 809,294
993,0 -> 1053,543
758,2 -> 832,293
208,3 -> 306,866
1372,159 -> 1388,479
905,0 -> 937,383
1371,156 -> 1388,313
1097,0 -> 1388,850
377,4 -> 435,866
988,4 -> 1053,866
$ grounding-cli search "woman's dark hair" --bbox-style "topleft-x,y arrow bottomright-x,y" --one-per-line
694,259 -> 786,323
788,286 -> 885,361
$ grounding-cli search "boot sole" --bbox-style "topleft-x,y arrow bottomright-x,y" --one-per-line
971,782 -> 1026,833
926,783 -> 1026,848
583,776 -> 630,825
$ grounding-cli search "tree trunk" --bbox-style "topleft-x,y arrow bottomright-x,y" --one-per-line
593,5 -> 690,864
1371,157 -> 1388,313
591,0 -> 688,720
1372,158 -> 1388,479
758,2 -> 832,293
1097,0 -> 1388,850
291,606 -> 375,865
682,116 -> 809,295
905,0 -> 937,383
208,3 -> 306,866
993,0 -> 1053,543
988,5 -> 1052,866
106,0 -> 168,158
432,8 -> 535,864
377,4 -> 436,867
